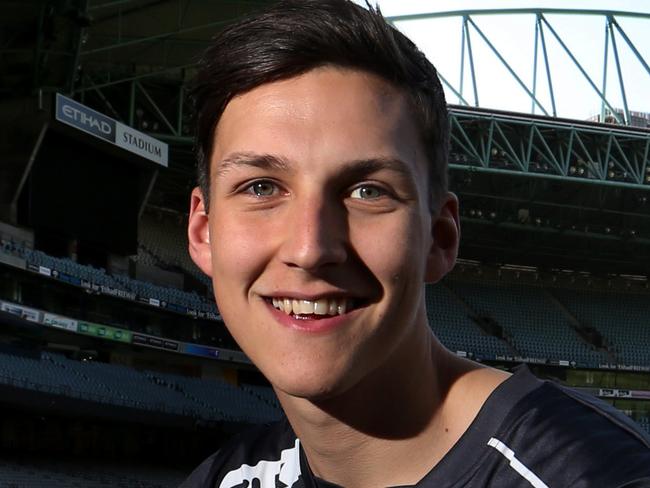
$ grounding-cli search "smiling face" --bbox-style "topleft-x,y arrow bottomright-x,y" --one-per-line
188,67 -> 459,400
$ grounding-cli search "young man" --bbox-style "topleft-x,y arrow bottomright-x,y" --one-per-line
184,1 -> 650,486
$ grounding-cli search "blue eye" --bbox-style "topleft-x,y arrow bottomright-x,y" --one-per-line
350,185 -> 384,199
247,181 -> 277,197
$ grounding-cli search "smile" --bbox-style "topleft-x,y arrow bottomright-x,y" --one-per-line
267,297 -> 359,318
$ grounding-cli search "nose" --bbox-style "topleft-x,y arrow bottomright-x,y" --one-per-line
278,194 -> 348,271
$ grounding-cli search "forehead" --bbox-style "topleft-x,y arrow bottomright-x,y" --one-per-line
211,67 -> 427,179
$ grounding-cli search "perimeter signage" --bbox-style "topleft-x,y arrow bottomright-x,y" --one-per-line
55,93 -> 168,167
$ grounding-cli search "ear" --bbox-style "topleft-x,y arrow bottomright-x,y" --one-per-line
188,187 -> 213,277
425,192 -> 460,283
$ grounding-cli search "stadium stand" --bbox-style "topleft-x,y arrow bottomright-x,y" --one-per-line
425,284 -> 513,359
444,280 -> 611,367
4,235 -> 650,370
3,234 -> 650,437
0,240 -> 220,321
137,211 -> 210,288
0,349 -> 280,424
1,1 -> 648,483
557,289 -> 650,367
166,375 -> 280,424
0,457 -> 186,488
241,384 -> 283,410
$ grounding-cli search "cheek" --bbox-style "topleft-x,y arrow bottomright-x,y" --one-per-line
349,211 -> 429,282
209,214 -> 274,294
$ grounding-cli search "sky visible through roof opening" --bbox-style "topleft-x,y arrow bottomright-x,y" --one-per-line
356,1 -> 650,123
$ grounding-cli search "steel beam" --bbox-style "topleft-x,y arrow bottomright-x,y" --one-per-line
450,164 -> 650,191
463,16 -> 479,106
608,17 -> 630,125
448,107 -> 650,190
74,63 -> 195,92
387,9 -> 650,23
467,16 -> 548,115
388,8 -> 649,128
612,18 -> 650,78
136,81 -> 178,135
601,23 -> 610,122
537,14 -> 557,117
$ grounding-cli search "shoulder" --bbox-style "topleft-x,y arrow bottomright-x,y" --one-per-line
489,366 -> 650,485
179,418 -> 302,488
507,366 -> 649,448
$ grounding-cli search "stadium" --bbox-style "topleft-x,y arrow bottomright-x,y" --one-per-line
0,1 -> 649,486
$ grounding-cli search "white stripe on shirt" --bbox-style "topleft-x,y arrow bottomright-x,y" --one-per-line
487,437 -> 549,488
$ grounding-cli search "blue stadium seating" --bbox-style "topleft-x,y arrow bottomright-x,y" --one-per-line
441,281 -> 610,367
0,457 -> 185,488
137,214 -> 212,289
0,241 -> 220,320
425,284 -> 513,359
0,350 -> 280,424
4,238 -> 650,370
557,289 -> 650,366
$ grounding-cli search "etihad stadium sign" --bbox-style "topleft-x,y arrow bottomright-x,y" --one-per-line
55,93 -> 168,167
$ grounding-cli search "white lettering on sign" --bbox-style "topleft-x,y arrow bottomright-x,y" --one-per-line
61,104 -> 113,135
55,93 -> 168,167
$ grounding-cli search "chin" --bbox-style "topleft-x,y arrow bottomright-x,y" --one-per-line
268,361 -> 360,403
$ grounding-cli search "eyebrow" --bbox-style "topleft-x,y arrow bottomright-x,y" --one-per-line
215,151 -> 416,185
338,157 -> 415,182
215,152 -> 291,177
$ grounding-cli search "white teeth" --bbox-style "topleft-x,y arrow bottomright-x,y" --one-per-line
314,299 -> 329,315
270,297 -> 355,316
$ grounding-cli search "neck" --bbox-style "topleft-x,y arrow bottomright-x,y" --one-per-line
275,314 -> 466,488
274,309 -> 511,488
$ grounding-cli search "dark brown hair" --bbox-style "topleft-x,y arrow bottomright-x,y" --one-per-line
191,0 -> 449,209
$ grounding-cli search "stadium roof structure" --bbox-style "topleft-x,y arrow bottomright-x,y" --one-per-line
0,1 -> 649,275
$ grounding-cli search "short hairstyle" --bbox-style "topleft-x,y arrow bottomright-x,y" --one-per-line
191,0 -> 449,210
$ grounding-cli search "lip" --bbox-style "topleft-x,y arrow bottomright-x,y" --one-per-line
263,298 -> 362,334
